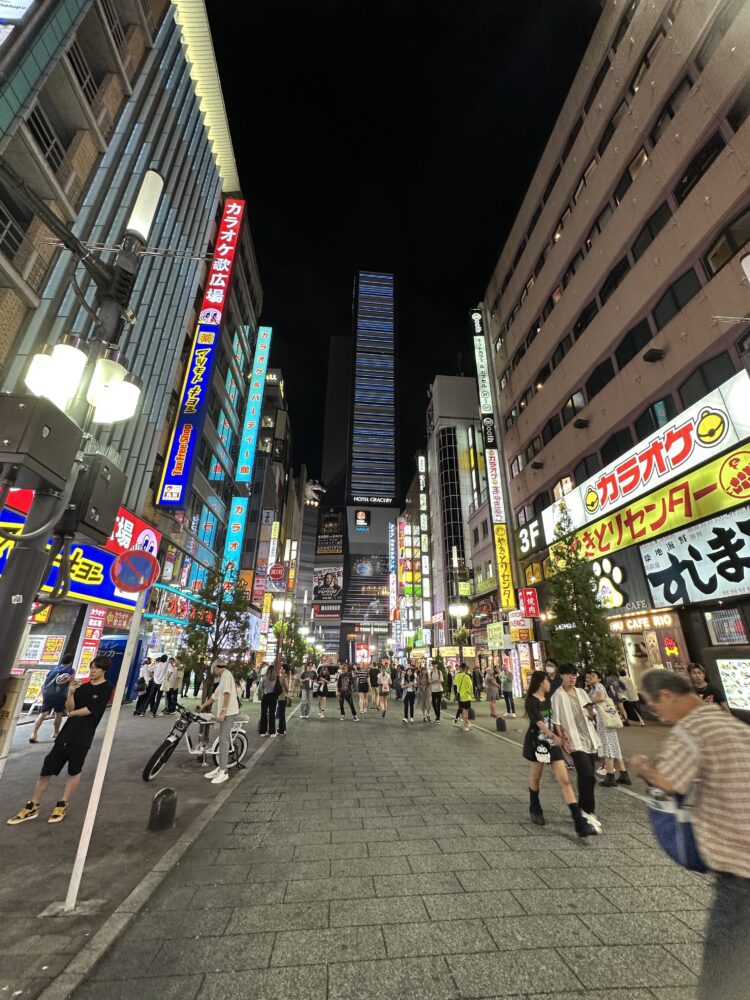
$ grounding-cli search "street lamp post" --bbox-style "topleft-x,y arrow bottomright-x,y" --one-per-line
0,169 -> 164,698
448,602 -> 470,665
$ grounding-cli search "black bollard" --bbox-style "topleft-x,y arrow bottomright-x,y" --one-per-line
148,787 -> 177,831
495,717 -> 507,733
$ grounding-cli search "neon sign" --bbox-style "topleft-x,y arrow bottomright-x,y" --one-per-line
236,326 -> 272,482
156,198 -> 246,507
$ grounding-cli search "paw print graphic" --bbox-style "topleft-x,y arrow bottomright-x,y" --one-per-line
592,558 -> 625,610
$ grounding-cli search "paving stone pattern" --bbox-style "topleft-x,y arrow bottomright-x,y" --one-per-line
72,711 -> 709,1000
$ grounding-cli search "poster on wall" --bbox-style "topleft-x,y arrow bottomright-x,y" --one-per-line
317,510 -> 344,555
716,659 -> 750,712
641,507 -> 750,607
313,566 -> 343,602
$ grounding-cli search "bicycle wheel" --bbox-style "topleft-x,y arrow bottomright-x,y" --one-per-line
209,730 -> 248,770
142,739 -> 178,782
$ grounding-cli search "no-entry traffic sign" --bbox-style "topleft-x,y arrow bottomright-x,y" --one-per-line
110,549 -> 160,593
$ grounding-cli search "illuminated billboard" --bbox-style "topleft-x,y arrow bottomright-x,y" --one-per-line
236,326 -> 272,482
156,198 -> 246,507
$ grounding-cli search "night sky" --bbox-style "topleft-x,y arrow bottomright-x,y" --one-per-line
206,0 -> 602,497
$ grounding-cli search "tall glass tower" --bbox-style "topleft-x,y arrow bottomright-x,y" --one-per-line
348,271 -> 397,504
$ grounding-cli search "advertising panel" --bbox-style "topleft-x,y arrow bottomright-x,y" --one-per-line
518,588 -> 540,618
494,523 -> 516,609
75,606 -> 107,680
317,509 -> 344,555
487,621 -> 505,649
0,508 -> 139,611
716,659 -> 750,712
221,497 -> 249,580
473,335 -> 493,414
485,448 -> 506,524
313,567 -> 343,602
355,509 -> 370,532
571,444 -> 750,562
107,507 -> 161,557
543,371 -> 750,542
156,198 -> 245,507
236,326 -> 272,482
641,506 -> 750,607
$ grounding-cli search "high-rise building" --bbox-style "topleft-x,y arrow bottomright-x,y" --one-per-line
348,271 -> 397,505
484,0 -> 750,688
321,336 -> 352,502
425,376 -> 488,651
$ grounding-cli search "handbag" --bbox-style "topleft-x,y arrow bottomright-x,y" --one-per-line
600,696 -> 623,728
648,787 -> 707,872
135,677 -> 147,694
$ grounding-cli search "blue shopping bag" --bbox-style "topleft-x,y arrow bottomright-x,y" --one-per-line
647,788 -> 708,873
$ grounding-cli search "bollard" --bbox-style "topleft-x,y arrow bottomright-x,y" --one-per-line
495,717 -> 507,733
148,787 -> 177,831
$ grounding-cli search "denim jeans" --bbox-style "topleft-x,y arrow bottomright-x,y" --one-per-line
699,871 -> 750,1000
300,687 -> 312,717
503,691 -> 515,714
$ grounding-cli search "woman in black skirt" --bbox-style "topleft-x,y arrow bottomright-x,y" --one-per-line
524,670 -> 596,838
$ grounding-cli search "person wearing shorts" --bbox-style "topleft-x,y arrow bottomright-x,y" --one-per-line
368,665 -> 380,711
356,665 -> 370,715
29,654 -> 75,743
453,662 -> 473,732
317,665 -> 330,718
8,656 -> 112,826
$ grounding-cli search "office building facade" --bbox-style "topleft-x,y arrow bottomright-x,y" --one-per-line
484,0 -> 750,698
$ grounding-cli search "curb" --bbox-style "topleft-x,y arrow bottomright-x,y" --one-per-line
36,705 -> 300,1000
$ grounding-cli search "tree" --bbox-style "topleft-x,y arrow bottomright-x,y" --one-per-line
453,626 -> 471,667
182,567 -> 254,699
546,501 -> 623,672
272,614 -> 309,673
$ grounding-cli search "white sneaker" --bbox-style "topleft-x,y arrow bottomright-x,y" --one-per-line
353,717 -> 359,722
582,811 -> 602,834
511,713 -> 516,718
453,718 -> 460,726
409,717 -> 414,723
340,716 -> 345,721
211,771 -> 229,785
270,733 -> 277,738
204,767 -> 221,779
402,718 -> 408,725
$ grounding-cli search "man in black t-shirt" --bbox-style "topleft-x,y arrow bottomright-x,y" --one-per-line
7,656 -> 112,826
689,662 -> 729,711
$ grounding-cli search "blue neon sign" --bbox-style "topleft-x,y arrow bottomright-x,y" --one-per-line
221,496 -> 249,580
236,325 -> 272,483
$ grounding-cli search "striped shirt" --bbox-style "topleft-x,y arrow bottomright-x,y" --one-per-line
656,702 -> 750,879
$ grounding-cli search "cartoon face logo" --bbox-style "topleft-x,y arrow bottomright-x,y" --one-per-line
592,557 -> 625,610
719,451 -> 750,499
199,307 -> 222,325
584,487 -> 599,514
695,407 -> 727,448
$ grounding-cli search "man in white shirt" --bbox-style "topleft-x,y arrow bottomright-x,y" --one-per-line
199,660 -> 240,785
146,655 -> 169,717
552,663 -> 603,833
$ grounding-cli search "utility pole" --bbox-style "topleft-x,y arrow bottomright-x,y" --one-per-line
0,163 -> 163,700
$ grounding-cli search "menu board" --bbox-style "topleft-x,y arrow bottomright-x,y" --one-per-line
716,659 -> 750,712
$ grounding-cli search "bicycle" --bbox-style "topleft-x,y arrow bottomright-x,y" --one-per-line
142,703 -> 250,782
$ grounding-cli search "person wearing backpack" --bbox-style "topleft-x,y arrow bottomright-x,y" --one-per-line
29,654 -> 76,744
630,668 -> 750,1000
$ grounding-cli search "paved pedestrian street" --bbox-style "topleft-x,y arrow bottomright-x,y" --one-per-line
71,709 -> 707,1000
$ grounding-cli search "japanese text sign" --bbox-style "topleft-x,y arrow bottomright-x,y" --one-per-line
543,371 -> 750,543
485,448 -> 506,524
572,444 -> 750,563
473,335 -> 493,414
106,506 -> 161,556
156,198 -> 246,507
222,496 -> 249,582
640,507 -> 750,608
236,326 -> 272,483
494,523 -> 517,610
518,587 -> 540,618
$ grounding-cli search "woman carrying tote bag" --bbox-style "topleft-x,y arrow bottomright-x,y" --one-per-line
587,668 -> 631,787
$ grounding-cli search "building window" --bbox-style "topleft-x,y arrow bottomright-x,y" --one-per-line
632,201 -> 672,261
562,116 -> 583,162
562,390 -> 586,425
611,0 -> 639,52
674,132 -> 726,205
551,334 -> 572,369
574,453 -> 600,483
630,29 -> 665,96
541,414 -> 561,446
679,352 -> 735,407
600,256 -> 632,304
601,427 -> 633,466
526,437 -> 543,463
534,247 -> 548,278
614,148 -> 649,205
532,490 -> 551,516
554,206 -> 572,243
634,396 -> 677,439
702,204 -> 750,279
510,453 -> 525,478
535,364 -> 550,391
519,386 -> 533,410
652,268 -> 701,331
597,100 -> 627,157
737,328 -> 750,359
512,346 -> 526,369
586,357 -> 615,400
615,318 -> 652,369
543,163 -> 561,205
526,317 -> 542,348
585,203 -> 613,252
650,76 -> 692,146
573,159 -> 597,204
695,0 -> 745,71
527,203 -> 543,239
584,57 -> 611,114
562,249 -> 585,290
473,527 -> 479,546
486,560 -> 493,578
553,476 -> 574,501
481,520 -> 489,539
704,607 -> 748,646
728,78 -> 750,133
573,300 -> 599,340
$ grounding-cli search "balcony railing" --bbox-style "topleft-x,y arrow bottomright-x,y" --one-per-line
27,104 -> 83,205
100,0 -> 127,58
67,40 -> 98,106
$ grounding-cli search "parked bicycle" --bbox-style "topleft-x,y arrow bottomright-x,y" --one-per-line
142,703 -> 249,782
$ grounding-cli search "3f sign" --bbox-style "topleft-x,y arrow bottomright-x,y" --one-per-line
519,520 -> 540,555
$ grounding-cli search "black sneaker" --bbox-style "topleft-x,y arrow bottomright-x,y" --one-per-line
600,773 -> 617,787
529,811 -> 546,826
577,820 -> 598,838
616,771 -> 633,785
